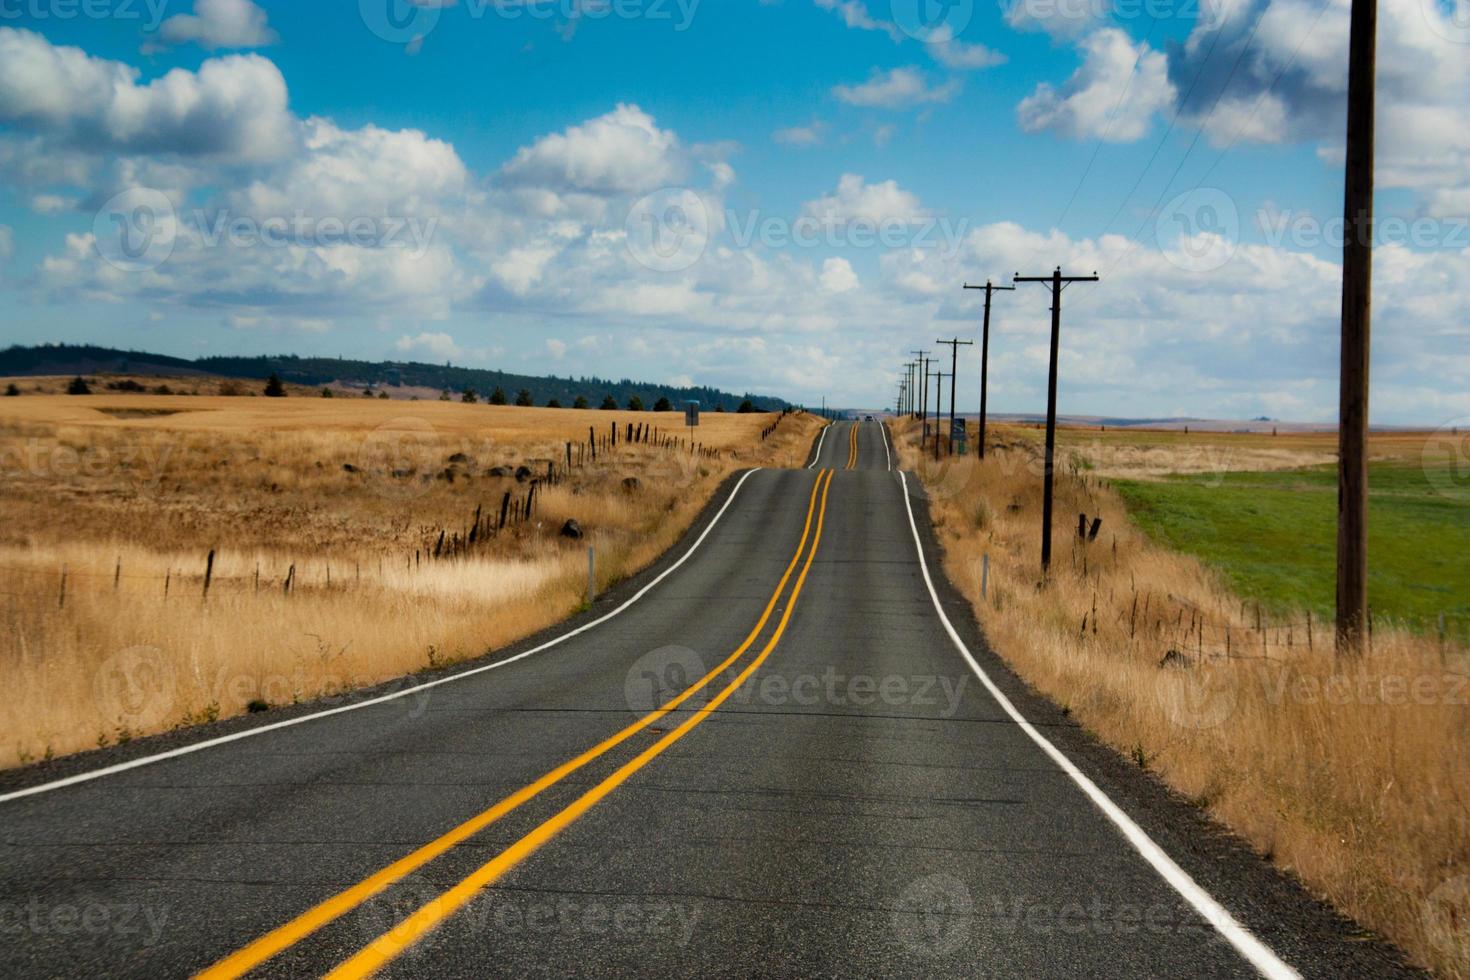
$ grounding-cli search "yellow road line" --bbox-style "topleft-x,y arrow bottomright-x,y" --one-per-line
846,422 -> 858,469
328,469 -> 836,978
196,471 -> 828,980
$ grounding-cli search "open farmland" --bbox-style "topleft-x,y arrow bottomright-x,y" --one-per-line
1039,424 -> 1469,639
0,390 -> 822,768
899,418 -> 1469,978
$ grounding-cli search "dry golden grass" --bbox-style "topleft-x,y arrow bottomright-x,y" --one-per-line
1001,422 -> 1438,481
0,392 -> 821,768
897,418 -> 1470,979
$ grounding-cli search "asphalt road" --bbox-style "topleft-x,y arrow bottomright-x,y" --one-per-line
0,421 -> 1421,978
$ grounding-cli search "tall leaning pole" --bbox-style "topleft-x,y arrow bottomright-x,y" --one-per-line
1336,0 -> 1377,655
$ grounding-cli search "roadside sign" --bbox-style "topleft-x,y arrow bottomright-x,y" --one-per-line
684,401 -> 700,427
951,418 -> 968,442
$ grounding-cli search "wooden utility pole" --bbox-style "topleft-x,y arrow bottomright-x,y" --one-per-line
964,280 -> 1015,459
929,370 -> 950,459
911,351 -> 929,422
935,337 -> 974,457
1336,0 -> 1377,655
1015,267 -> 1099,575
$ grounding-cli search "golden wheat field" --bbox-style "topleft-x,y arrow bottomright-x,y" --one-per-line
0,387 -> 821,769
897,417 -> 1470,979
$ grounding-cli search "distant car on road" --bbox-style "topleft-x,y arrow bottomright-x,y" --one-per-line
863,414 -> 874,421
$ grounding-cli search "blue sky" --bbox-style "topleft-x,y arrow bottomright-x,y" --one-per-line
0,0 -> 1467,422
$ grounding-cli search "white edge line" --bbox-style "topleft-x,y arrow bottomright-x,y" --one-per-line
0,468 -> 767,806
877,419 -> 892,472
896,470 -> 1300,980
806,421 -> 832,470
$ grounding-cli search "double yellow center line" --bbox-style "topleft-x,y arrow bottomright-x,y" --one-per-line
200,468 -> 835,979
846,421 -> 859,469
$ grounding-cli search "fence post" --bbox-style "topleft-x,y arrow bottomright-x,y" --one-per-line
981,553 -> 989,600
58,565 -> 67,609
203,549 -> 215,601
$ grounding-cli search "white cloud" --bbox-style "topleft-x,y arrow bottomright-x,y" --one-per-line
29,194 -> 73,214
802,174 -> 930,226
820,257 -> 860,292
229,118 -> 468,220
812,0 -> 904,41
833,67 -> 961,109
155,0 -> 278,50
1018,29 -> 1174,141
1167,0 -> 1470,213
925,26 -> 1006,70
545,338 -> 567,360
774,122 -> 825,146
498,103 -> 682,197
0,28 -> 292,161
1003,0 -> 1108,38
396,332 -> 462,359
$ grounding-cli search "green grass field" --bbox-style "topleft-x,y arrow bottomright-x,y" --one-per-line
1115,462 -> 1470,639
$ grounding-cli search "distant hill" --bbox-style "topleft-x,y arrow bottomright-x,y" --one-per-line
0,344 -> 789,412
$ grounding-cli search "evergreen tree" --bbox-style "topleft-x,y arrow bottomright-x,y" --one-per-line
321,387 -> 334,398
263,373 -> 286,398
5,383 -> 20,397
546,398 -> 562,408
653,396 -> 672,412
67,376 -> 92,395
461,388 -> 478,404
489,386 -> 507,405
737,399 -> 756,414
573,395 -> 589,409
600,395 -> 618,410
627,396 -> 644,411
515,388 -> 533,407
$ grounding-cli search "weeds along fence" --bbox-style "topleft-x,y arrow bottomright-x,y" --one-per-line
0,414 -> 770,605
1050,489 -> 1470,662
928,428 -> 1470,665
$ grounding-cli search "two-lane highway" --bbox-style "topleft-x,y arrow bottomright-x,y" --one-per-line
0,420 -> 1417,977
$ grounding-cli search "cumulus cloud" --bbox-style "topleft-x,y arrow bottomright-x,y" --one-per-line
498,103 -> 682,197
833,67 -> 962,109
396,332 -> 462,359
154,0 -> 278,50
925,26 -> 1006,70
1018,29 -> 1174,141
802,174 -> 930,226
774,121 -> 825,146
0,28 -> 292,161
820,257 -> 860,292
1003,0 -> 1110,37
1166,0 -> 1470,211
813,0 -> 904,41
228,118 -> 468,220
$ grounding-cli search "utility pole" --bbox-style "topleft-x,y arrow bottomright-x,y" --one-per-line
929,370 -> 951,459
935,337 -> 974,457
964,280 -> 1015,459
1336,0 -> 1377,656
911,351 -> 928,423
1015,267 -> 1099,575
